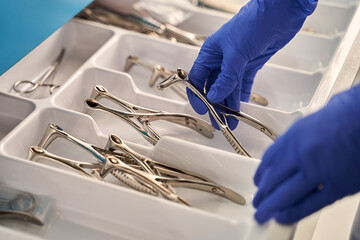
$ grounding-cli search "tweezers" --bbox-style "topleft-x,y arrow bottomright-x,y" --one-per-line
157,69 -> 279,157
30,124 -> 246,205
124,55 -> 187,100
85,85 -> 215,146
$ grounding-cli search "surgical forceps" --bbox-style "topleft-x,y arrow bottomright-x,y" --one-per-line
106,134 -> 246,205
78,3 -> 204,47
85,85 -> 215,146
124,55 -> 268,106
13,49 -> 65,95
29,124 -> 246,205
157,69 -> 279,157
191,0 -> 244,14
124,55 -> 187,100
29,123 -> 188,205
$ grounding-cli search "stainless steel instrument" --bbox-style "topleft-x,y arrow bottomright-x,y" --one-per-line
12,49 -> 65,95
157,69 -> 279,156
124,55 -> 187,100
77,3 -> 204,47
124,55 -> 268,106
28,124 -> 246,205
85,85 -> 215,145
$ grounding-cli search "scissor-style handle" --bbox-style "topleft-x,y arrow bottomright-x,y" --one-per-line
13,80 -> 39,94
12,49 -> 65,95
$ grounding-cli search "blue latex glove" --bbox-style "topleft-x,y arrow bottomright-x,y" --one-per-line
253,83 -> 360,224
188,0 -> 317,130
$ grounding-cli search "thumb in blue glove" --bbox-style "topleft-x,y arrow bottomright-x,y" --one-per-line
253,83 -> 360,224
188,0 -> 317,130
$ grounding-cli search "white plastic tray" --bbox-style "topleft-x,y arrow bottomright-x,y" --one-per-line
0,1 -> 359,238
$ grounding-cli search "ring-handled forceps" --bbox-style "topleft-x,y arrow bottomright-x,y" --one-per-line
124,55 -> 187,100
29,124 -> 246,205
77,3 -> 205,47
105,134 -> 246,204
31,124 -> 160,197
12,49 -> 65,95
157,69 -> 279,157
85,85 -> 215,146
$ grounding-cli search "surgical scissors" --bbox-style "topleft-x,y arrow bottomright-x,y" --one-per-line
13,49 -> 65,95
157,69 -> 279,157
85,85 -> 215,146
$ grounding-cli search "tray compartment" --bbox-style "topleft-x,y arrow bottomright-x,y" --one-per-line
0,150 -> 259,239
175,3 -> 357,37
252,66 -> 323,112
0,93 -> 34,141
0,108 -> 104,160
0,20 -> 114,99
94,33 -> 198,102
303,3 -> 358,36
268,35 -> 341,72
54,68 -> 275,157
0,107 -> 260,233
94,32 -> 326,112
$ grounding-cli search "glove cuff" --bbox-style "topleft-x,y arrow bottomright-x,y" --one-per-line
295,0 -> 318,15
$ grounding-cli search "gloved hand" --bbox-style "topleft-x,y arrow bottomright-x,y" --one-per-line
188,0 -> 317,130
253,83 -> 360,224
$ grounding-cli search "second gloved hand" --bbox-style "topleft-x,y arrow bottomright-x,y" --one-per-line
188,0 -> 317,129
253,84 -> 360,224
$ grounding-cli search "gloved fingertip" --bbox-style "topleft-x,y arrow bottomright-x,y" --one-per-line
187,88 -> 208,115
254,210 -> 271,224
226,116 -> 239,130
274,211 -> 294,224
188,63 -> 211,89
254,171 -> 262,186
207,87 -> 226,103
241,92 -> 251,102
253,192 -> 263,208
209,114 -> 220,131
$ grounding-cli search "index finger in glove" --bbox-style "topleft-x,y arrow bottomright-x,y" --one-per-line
187,63 -> 211,115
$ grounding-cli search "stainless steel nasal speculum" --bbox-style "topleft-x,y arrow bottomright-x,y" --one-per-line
28,124 -> 246,206
124,55 -> 187,100
157,69 -> 279,157
85,85 -> 215,146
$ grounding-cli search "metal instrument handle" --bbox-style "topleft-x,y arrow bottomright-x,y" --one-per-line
155,176 -> 246,205
100,156 -> 191,206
